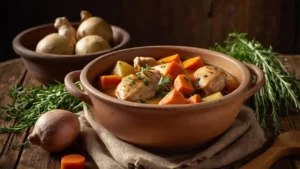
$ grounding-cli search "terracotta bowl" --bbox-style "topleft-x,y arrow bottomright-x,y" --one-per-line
65,46 -> 265,152
13,23 -> 130,84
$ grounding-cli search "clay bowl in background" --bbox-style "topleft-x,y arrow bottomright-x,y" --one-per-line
13,23 -> 130,84
65,46 -> 265,152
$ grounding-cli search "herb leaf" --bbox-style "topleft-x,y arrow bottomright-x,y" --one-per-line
0,82 -> 83,133
211,32 -> 300,133
156,75 -> 171,90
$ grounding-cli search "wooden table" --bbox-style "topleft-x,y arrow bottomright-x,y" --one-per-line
0,56 -> 299,169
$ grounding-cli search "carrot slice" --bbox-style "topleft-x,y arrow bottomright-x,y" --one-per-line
99,75 -> 122,90
159,89 -> 188,105
174,74 -> 194,95
157,54 -> 181,64
61,154 -> 85,169
153,61 -> 184,80
225,73 -> 239,92
188,94 -> 202,104
185,70 -> 196,81
182,56 -> 204,71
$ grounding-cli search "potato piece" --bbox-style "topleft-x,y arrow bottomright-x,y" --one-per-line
112,61 -> 134,77
202,92 -> 223,102
77,11 -> 113,42
75,35 -> 111,55
36,33 -> 74,55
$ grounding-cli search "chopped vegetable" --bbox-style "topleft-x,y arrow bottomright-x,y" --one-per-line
212,32 -> 300,133
174,74 -> 194,95
77,10 -> 113,42
157,54 -> 181,64
153,61 -> 184,80
158,89 -> 188,105
188,94 -> 202,104
202,92 -> 223,102
61,154 -> 86,169
36,33 -> 74,55
112,61 -> 134,77
75,35 -> 111,55
54,17 -> 77,46
182,56 -> 204,70
185,71 -> 196,81
99,75 -> 122,89
225,73 -> 240,93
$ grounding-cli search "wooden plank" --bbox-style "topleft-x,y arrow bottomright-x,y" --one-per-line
246,0 -> 296,53
280,114 -> 300,169
294,0 -> 300,53
0,71 -> 38,169
282,55 -> 300,80
209,0 -> 250,48
159,0 -> 213,47
0,59 -> 26,168
120,0 -> 161,46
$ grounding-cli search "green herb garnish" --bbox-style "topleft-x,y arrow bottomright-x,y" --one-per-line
184,76 -> 190,83
0,82 -> 83,133
212,32 -> 300,133
137,100 -> 146,103
140,64 -> 153,78
156,75 -> 171,90
144,79 -> 150,86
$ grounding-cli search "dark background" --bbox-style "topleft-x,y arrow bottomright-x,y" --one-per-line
1,0 -> 300,62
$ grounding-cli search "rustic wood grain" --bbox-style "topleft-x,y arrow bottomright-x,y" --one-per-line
283,55 -> 300,80
159,0 -> 213,47
209,0 -> 250,48
0,59 -> 26,169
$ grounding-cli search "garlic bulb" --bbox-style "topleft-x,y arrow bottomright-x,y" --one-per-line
28,109 -> 80,152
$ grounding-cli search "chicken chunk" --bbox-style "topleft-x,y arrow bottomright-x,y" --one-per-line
115,69 -> 160,101
193,66 -> 227,96
133,57 -> 158,71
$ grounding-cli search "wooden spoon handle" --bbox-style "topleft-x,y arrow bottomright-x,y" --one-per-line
240,146 -> 292,169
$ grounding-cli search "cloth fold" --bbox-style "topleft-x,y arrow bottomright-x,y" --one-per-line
78,106 -> 266,169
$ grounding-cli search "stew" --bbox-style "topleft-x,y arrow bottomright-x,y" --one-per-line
97,54 -> 239,105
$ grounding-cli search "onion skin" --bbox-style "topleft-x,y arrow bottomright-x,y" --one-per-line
28,109 -> 80,152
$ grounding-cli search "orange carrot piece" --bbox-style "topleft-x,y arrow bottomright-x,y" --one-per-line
174,74 -> 194,95
153,61 -> 184,80
185,70 -> 196,81
188,94 -> 202,104
182,56 -> 204,71
159,89 -> 188,105
100,75 -> 122,90
61,154 -> 85,169
157,54 -> 181,64
225,78 -> 239,93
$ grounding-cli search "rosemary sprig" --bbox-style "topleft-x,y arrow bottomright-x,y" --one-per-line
0,82 -> 83,133
212,32 -> 300,133
156,75 -> 171,90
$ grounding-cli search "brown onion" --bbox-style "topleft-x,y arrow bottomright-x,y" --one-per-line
28,109 -> 80,152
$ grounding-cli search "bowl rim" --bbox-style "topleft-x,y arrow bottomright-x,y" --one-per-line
12,22 -> 130,59
80,45 -> 252,109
